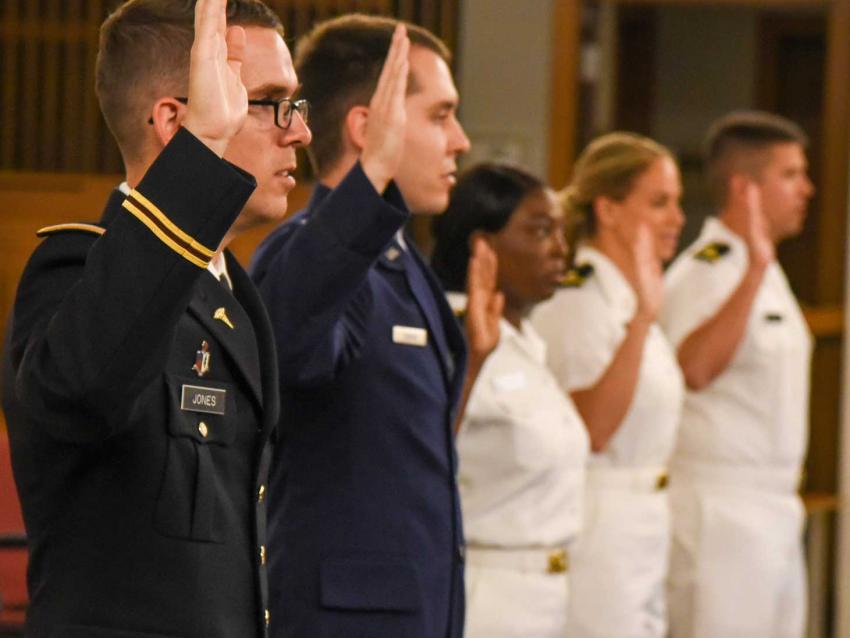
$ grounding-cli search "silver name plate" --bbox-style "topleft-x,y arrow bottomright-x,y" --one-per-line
181,384 -> 226,415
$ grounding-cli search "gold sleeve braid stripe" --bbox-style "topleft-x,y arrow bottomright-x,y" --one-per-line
121,189 -> 215,268
37,223 -> 106,237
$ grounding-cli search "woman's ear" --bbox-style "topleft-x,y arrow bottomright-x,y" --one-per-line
149,98 -> 186,148
344,105 -> 371,153
592,195 -> 617,229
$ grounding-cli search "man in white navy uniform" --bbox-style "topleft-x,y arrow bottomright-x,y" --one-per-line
661,111 -> 814,638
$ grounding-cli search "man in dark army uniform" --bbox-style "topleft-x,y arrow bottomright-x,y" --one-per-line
1,1 -> 310,636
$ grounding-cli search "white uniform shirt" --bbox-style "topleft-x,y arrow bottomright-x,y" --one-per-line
458,316 -> 589,548
661,217 -> 812,468
532,246 -> 684,469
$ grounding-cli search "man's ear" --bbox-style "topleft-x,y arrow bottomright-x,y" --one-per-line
728,172 -> 756,203
344,105 -> 371,154
149,97 -> 186,148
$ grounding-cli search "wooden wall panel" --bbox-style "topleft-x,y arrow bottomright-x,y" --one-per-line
548,0 -> 582,188
0,172 -> 119,350
0,0 -> 459,174
0,175 -> 312,365
1,2 -> 19,168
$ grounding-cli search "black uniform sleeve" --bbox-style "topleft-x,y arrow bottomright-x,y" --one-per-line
8,128 -> 255,442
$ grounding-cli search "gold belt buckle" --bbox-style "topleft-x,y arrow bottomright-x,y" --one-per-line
547,549 -> 569,574
655,472 -> 669,491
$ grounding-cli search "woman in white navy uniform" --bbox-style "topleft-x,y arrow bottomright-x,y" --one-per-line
532,133 -> 685,638
431,163 -> 589,638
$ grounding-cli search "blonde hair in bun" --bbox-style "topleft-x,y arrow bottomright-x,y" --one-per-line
561,132 -> 673,249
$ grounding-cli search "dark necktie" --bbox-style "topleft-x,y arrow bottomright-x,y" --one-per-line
218,272 -> 233,293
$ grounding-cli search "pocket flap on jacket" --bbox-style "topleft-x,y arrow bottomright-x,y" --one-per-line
164,373 -> 236,445
320,554 -> 421,612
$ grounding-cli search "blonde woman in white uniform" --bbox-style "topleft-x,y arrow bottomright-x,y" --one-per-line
431,163 -> 589,638
661,111 -> 814,638
532,133 -> 685,638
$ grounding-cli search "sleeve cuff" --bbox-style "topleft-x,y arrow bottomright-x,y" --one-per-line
127,127 -> 257,266
311,161 -> 410,255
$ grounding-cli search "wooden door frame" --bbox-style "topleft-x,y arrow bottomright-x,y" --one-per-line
548,0 -> 849,210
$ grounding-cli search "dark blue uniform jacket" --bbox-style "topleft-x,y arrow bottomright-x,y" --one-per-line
251,163 -> 467,638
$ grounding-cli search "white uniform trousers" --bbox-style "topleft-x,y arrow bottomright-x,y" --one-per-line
566,467 -> 671,638
464,546 -> 571,638
667,462 -> 806,638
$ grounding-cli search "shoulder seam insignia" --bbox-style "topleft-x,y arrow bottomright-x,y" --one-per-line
694,242 -> 731,263
121,188 -> 214,269
36,223 -> 106,238
559,262 -> 594,288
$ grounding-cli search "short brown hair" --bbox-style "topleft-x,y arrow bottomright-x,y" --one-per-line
704,110 -> 808,206
96,0 -> 283,164
562,132 -> 673,244
294,14 -> 451,176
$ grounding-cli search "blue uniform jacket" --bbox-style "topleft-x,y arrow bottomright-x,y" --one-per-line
251,163 -> 467,638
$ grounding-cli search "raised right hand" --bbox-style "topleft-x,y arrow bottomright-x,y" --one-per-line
632,223 -> 663,321
181,0 -> 249,157
360,24 -> 410,193
465,236 -> 504,362
742,181 -> 775,269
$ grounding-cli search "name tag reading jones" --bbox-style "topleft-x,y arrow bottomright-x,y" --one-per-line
181,384 -> 226,415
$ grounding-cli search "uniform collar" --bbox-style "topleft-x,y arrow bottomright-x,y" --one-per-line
207,252 -> 233,290
445,291 -> 467,316
576,244 -> 636,317
395,229 -> 408,251
499,317 -> 547,365
451,289 -> 546,365
701,215 -> 745,250
308,181 -> 333,212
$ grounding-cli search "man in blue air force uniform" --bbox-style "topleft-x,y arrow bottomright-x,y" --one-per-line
251,15 -> 499,638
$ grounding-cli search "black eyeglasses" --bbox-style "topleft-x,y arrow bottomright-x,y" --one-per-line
148,96 -> 310,129
246,97 -> 310,129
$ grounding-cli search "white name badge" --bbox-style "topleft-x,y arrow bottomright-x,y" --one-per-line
392,325 -> 428,347
492,371 -> 527,393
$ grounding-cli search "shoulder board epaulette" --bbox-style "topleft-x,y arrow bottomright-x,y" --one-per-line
694,242 -> 730,263
36,223 -> 105,238
559,262 -> 594,288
